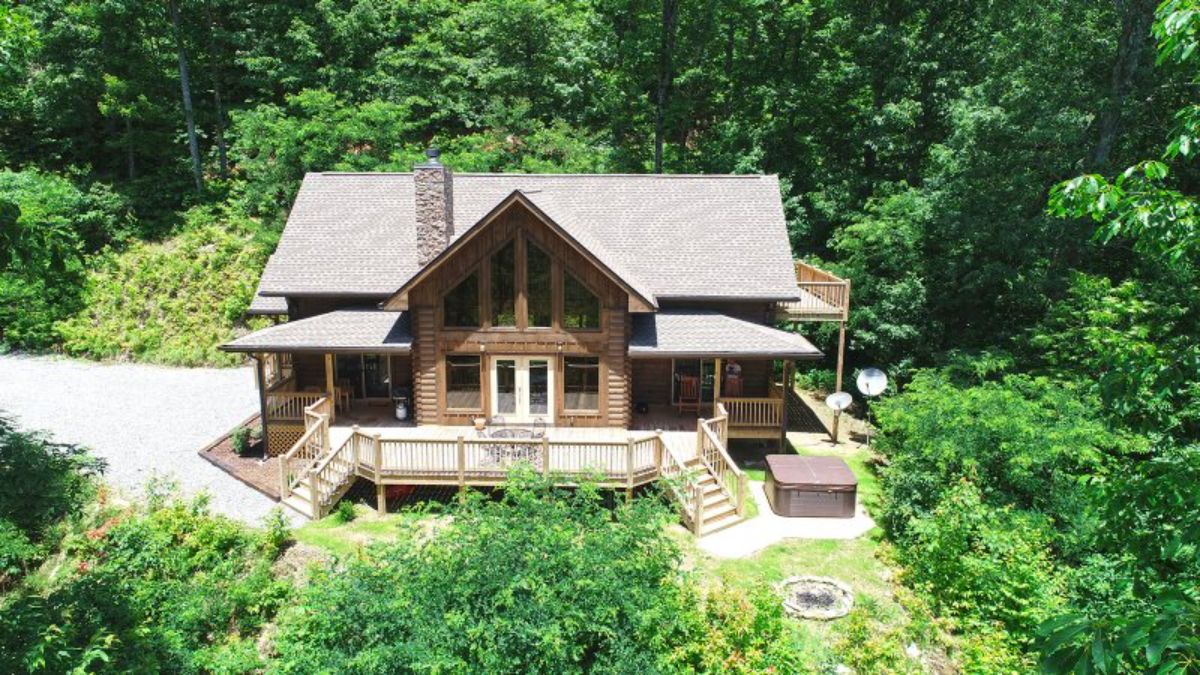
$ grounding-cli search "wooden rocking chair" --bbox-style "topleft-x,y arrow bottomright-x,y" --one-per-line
676,376 -> 701,416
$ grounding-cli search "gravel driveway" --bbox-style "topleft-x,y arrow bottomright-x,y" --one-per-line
0,354 -> 296,526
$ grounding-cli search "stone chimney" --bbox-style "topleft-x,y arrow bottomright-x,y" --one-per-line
414,147 -> 454,267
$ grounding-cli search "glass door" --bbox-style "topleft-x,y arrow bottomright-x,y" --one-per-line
491,356 -> 554,423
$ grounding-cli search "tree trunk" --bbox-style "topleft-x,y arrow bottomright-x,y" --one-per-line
1090,0 -> 1156,168
169,0 -> 203,192
212,79 -> 229,178
654,0 -> 680,174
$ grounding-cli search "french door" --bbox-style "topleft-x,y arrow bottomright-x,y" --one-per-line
491,356 -> 553,423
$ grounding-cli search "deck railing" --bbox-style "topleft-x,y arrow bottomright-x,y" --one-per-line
717,396 -> 784,429
697,405 -> 748,524
278,398 -> 331,499
780,260 -> 850,320
355,433 -> 664,486
266,391 -> 329,422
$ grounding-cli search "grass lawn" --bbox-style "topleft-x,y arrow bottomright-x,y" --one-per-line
294,504 -> 418,556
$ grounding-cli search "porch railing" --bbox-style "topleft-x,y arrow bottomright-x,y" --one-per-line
278,397 -> 331,499
697,405 -> 748,524
779,260 -> 850,320
717,396 -> 783,429
266,391 -> 329,422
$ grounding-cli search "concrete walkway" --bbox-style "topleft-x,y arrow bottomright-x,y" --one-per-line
0,354 -> 296,526
697,479 -> 876,558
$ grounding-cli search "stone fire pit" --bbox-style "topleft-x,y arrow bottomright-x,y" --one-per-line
780,576 -> 854,620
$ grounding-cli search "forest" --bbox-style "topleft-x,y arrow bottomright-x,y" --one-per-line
1,0 -> 1198,672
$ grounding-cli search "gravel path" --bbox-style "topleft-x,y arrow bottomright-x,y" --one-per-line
0,354 -> 297,527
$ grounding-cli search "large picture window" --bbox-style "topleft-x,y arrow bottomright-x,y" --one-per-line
564,356 -> 600,411
491,240 -> 516,326
447,355 -> 482,409
443,272 -> 480,328
527,242 -> 552,327
563,272 -> 600,329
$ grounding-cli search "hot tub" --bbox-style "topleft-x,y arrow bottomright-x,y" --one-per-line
764,455 -> 857,518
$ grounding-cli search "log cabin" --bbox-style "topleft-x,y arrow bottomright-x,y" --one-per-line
221,149 -> 850,534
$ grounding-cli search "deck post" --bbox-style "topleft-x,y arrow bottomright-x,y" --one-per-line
324,353 -> 336,422
696,418 -> 705,460
373,432 -> 384,515
279,453 -> 289,499
692,482 -> 705,536
835,320 -> 846,394
626,436 -> 635,501
253,353 -> 270,454
781,360 -> 792,449
456,435 -> 466,490
654,429 -> 664,475
541,437 -> 550,477
713,357 -> 722,417
736,473 -> 749,517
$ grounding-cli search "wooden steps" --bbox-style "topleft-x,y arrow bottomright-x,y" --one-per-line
683,458 -> 745,536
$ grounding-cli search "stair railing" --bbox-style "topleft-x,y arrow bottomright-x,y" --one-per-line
697,405 -> 749,517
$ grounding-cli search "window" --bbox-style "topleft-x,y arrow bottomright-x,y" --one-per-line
564,356 -> 600,411
563,272 -> 600,329
527,242 -> 552,327
491,240 -> 516,326
446,355 -> 482,409
443,272 -> 480,328
335,354 -> 392,399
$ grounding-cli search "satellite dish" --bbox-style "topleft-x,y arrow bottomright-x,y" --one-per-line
825,392 -> 852,412
856,368 -> 888,397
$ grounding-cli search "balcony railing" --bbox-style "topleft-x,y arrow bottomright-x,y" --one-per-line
778,261 -> 850,321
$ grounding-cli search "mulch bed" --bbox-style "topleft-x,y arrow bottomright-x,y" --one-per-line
198,413 -> 281,500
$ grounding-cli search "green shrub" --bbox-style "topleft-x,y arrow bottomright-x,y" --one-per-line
873,370 -> 1118,546
0,495 -> 292,673
274,472 -> 702,672
332,499 -> 356,523
231,426 -> 252,456
0,518 -> 37,589
55,204 -> 273,366
0,416 -> 100,544
899,481 -> 1066,640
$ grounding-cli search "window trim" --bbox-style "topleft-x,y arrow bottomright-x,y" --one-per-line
445,353 -> 484,412
562,355 -> 601,412
562,270 -> 603,332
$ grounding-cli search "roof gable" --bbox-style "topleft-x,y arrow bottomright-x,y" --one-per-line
383,191 -> 656,311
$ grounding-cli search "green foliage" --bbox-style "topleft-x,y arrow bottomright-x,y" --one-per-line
0,169 -> 130,349
332,499 -> 356,524
0,415 -> 100,546
900,481 -> 1067,639
0,519 -> 37,590
231,426 -> 251,456
1030,271 -> 1200,439
872,369 -> 1118,543
0,495 -> 292,673
55,205 -> 273,366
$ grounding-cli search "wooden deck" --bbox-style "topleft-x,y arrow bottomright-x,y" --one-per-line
278,396 -> 751,536
777,261 -> 850,322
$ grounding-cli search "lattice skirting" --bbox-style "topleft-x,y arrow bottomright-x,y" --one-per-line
266,423 -> 305,457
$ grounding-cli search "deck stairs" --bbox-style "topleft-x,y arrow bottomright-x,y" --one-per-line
281,445 -> 358,519
680,456 -> 744,536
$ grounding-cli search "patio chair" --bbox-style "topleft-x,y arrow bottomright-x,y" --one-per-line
677,376 -> 701,416
531,418 -> 547,439
490,414 -> 507,427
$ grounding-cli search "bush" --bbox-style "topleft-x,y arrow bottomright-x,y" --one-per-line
0,495 -> 292,673
332,499 -> 356,523
0,416 -> 100,544
0,519 -> 37,589
873,369 -> 1118,546
899,481 -> 1066,640
231,426 -> 252,456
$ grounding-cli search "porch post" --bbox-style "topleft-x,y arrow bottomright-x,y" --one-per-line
713,357 -> 722,417
781,359 -> 793,450
835,320 -> 847,394
324,353 -> 336,422
253,353 -> 269,452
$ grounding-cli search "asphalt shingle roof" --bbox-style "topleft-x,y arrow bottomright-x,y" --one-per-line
222,310 -> 411,353
255,173 -> 800,303
629,310 -> 822,359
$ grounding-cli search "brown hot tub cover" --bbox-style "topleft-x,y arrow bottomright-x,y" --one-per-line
764,455 -> 857,518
